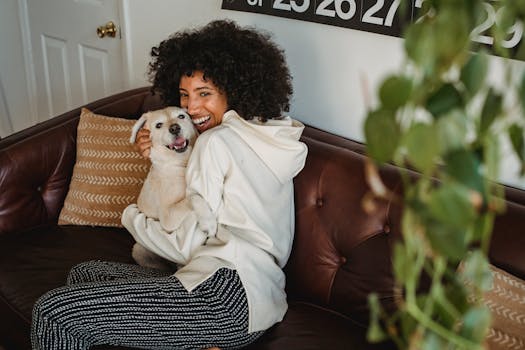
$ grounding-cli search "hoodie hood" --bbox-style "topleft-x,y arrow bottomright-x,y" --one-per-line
221,110 -> 307,183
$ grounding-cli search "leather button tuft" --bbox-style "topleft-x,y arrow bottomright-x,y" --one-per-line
383,224 -> 391,234
316,198 -> 323,207
340,256 -> 347,265
37,186 -> 43,192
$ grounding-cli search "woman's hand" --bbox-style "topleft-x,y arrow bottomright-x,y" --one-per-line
135,128 -> 152,159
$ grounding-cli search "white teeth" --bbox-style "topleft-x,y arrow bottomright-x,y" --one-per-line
192,115 -> 210,125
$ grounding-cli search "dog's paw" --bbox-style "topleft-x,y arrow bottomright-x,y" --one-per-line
198,214 -> 217,238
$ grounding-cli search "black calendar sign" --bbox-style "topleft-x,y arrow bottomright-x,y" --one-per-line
221,0 -> 524,61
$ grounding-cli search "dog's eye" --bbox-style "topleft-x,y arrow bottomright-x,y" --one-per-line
155,122 -> 162,129
178,114 -> 186,119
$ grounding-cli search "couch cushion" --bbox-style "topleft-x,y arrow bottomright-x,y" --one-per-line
0,224 -> 135,348
0,223 -> 395,350
58,108 -> 150,227
0,224 -> 394,350
247,301 -> 394,350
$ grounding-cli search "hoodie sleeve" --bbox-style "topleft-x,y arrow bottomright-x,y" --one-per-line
121,202 -> 207,265
185,132 -> 228,214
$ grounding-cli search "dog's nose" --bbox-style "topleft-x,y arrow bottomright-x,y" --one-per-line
169,124 -> 181,135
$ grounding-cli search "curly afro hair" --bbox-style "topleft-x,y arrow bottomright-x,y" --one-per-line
148,20 -> 293,121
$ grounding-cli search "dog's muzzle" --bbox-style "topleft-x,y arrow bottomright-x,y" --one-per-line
165,123 -> 190,153
167,136 -> 189,153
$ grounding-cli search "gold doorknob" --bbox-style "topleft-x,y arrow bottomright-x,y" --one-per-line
97,21 -> 117,38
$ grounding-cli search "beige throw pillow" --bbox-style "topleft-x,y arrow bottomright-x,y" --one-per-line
485,264 -> 525,350
58,108 -> 150,227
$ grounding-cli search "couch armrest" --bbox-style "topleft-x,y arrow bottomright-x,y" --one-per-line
0,87 -> 163,235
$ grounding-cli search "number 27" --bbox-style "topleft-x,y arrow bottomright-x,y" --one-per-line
362,0 -> 401,27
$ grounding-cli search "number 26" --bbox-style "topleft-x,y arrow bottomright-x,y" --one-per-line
316,0 -> 357,20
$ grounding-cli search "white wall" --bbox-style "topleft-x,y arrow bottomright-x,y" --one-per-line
125,0 -> 524,188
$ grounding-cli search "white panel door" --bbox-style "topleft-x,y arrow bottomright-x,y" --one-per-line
28,0 -> 124,119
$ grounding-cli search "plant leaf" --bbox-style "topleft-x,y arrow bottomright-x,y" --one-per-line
442,278 -> 470,320
427,183 -> 476,230
426,83 -> 463,118
421,331 -> 445,350
436,110 -> 468,154
509,124 -> 525,176
460,250 -> 493,292
460,52 -> 488,97
364,109 -> 400,163
425,223 -> 468,262
480,88 -> 503,136
404,123 -> 441,173
434,6 -> 470,66
520,71 -> 525,112
443,149 -> 484,195
380,75 -> 413,110
483,134 -> 500,181
393,242 -> 409,284
405,21 -> 436,74
459,306 -> 491,343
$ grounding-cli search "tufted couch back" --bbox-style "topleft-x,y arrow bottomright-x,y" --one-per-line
286,125 -> 525,327
285,136 -> 403,324
0,88 -> 163,235
287,126 -> 525,325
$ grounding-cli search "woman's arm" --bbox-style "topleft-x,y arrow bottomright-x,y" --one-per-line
122,201 -> 207,265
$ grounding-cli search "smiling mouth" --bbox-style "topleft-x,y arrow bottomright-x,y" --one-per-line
192,115 -> 211,127
166,137 -> 189,153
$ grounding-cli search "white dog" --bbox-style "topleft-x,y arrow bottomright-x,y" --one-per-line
128,106 -> 215,269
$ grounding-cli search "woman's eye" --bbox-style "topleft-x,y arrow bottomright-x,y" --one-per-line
200,92 -> 210,97
155,123 -> 162,129
177,114 -> 185,119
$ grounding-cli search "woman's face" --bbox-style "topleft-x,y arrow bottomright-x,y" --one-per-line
179,70 -> 229,133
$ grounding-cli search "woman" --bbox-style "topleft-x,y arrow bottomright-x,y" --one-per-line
31,20 -> 307,350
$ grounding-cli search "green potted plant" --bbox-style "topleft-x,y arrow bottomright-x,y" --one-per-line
363,0 -> 525,348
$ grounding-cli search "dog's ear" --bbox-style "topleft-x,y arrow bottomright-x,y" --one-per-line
130,112 -> 150,143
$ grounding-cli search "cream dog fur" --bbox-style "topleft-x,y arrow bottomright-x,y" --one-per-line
129,106 -> 215,269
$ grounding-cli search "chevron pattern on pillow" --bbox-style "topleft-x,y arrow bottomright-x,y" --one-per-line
485,264 -> 525,350
58,108 -> 150,227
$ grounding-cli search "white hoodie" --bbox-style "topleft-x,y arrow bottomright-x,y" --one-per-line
122,110 -> 307,333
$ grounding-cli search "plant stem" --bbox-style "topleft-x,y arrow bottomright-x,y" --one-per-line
405,302 -> 483,350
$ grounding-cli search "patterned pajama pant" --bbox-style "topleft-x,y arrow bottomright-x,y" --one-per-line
31,261 -> 262,350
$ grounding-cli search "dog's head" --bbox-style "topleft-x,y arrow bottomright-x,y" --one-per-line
131,106 -> 198,164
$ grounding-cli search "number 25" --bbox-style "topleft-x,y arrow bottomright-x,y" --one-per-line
273,0 -> 310,13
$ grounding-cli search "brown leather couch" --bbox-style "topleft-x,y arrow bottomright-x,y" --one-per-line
1,88 -> 524,350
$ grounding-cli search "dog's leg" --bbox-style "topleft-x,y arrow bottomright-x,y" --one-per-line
159,196 -> 193,232
189,193 -> 217,238
131,243 -> 177,271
